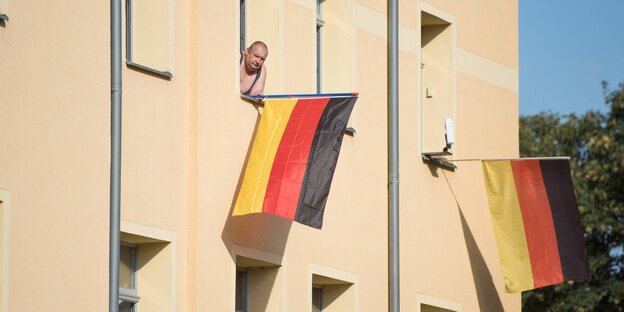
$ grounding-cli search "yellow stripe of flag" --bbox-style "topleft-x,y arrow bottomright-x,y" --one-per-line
233,99 -> 298,216
483,160 -> 534,292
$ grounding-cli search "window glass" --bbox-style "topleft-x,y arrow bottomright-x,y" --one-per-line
119,243 -> 138,312
119,301 -> 134,312
119,244 -> 136,289
126,0 -> 172,76
312,286 -> 323,312
235,269 -> 247,312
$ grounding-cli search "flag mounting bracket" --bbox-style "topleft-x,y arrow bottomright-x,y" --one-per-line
422,152 -> 457,171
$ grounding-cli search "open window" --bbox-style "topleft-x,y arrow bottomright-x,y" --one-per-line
239,0 -> 279,95
319,0 -> 356,134
318,0 -> 354,93
420,9 -> 455,169
125,0 -> 173,78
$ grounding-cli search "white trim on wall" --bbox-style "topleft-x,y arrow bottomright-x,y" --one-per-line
415,293 -> 462,312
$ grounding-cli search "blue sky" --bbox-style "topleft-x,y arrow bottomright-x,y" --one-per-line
519,0 -> 624,116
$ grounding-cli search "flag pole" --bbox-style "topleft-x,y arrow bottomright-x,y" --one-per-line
240,92 -> 358,102
447,156 -> 572,162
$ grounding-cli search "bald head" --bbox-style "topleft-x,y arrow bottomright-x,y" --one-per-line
244,41 -> 268,75
249,41 -> 268,52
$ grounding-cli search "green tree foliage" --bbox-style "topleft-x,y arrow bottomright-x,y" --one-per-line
521,82 -> 624,311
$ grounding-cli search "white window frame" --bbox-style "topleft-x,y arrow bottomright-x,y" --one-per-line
415,294 -> 461,312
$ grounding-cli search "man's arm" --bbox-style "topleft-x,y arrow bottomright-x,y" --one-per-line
249,66 -> 267,96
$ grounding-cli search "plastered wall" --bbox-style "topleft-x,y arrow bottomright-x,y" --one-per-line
0,0 -> 519,311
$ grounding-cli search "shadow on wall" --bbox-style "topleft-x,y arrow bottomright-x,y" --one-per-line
221,100 -> 292,259
425,162 -> 441,178
246,264 -> 281,311
323,283 -> 351,308
458,206 -> 505,311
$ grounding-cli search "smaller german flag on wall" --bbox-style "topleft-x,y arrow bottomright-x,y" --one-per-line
482,158 -> 590,293
233,96 -> 357,229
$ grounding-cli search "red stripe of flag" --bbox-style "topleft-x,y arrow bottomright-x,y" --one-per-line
262,98 -> 330,219
511,160 -> 564,288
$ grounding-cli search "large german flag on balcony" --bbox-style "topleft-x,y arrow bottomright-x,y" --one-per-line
482,158 -> 589,293
233,96 -> 357,229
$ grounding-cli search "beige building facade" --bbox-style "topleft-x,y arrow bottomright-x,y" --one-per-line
0,0 -> 519,311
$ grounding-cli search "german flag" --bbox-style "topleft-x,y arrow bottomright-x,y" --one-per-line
482,158 -> 589,293
233,96 -> 357,229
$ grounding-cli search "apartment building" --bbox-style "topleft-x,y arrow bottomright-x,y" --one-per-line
0,0 -> 519,310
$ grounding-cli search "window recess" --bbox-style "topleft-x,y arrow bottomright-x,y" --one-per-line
420,11 -> 455,170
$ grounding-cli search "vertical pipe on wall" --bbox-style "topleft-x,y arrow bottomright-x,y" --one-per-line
388,0 -> 400,311
109,0 -> 122,310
